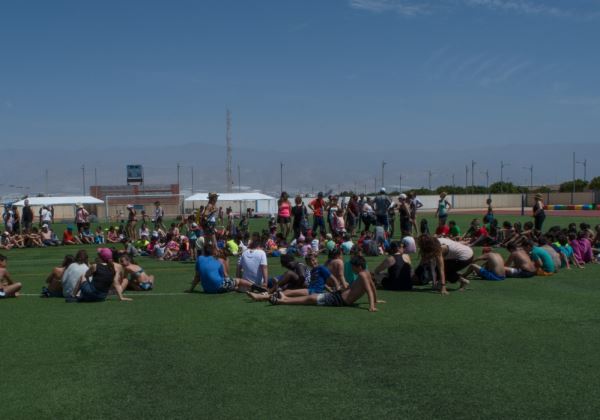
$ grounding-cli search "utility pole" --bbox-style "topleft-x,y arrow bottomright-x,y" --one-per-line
427,170 -> 432,191
226,109 -> 233,192
465,165 -> 469,191
522,165 -> 533,190
471,160 -> 476,188
381,161 -> 387,190
81,165 -> 86,195
500,161 -> 510,193
280,162 -> 284,194
191,167 -> 195,194
576,158 -> 588,182
572,152 -> 576,204
452,173 -> 455,189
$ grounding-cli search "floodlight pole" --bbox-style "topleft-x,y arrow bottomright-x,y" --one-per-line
471,160 -> 476,188
381,161 -> 386,190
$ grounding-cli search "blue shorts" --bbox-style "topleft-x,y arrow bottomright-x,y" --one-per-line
478,268 -> 505,281
139,282 -> 153,291
308,286 -> 325,295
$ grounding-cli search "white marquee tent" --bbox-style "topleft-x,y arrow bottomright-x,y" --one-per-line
185,192 -> 277,215
12,196 -> 104,221
13,196 -> 104,207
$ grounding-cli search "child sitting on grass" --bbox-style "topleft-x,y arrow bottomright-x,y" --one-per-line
0,254 -> 22,298
265,255 -> 381,312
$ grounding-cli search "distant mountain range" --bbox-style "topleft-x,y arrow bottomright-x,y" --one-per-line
1,142 -> 598,198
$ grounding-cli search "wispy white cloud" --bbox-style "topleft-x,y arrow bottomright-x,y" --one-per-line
463,0 -> 570,18
555,96 -> 600,106
423,48 -> 536,86
349,0 -> 430,17
479,59 -> 532,86
349,0 -> 598,19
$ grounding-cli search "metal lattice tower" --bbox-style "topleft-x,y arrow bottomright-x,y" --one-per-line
226,109 -> 233,192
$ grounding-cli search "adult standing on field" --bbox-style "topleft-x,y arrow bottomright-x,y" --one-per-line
435,192 -> 451,228
21,199 -> 34,234
408,192 -> 423,235
309,192 -> 327,238
373,188 -> 392,233
154,201 -> 166,231
532,193 -> 546,232
126,204 -> 137,240
75,204 -> 89,235
277,191 -> 292,239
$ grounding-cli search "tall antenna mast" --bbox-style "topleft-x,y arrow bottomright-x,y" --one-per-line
226,109 -> 233,192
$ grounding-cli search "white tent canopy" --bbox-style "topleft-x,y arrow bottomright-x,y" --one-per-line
185,192 -> 277,215
185,192 -> 275,202
13,196 -> 104,207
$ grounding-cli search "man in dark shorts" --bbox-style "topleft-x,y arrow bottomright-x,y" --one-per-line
267,256 -> 380,312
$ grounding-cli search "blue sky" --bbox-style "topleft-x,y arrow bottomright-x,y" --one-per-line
1,0 -> 599,154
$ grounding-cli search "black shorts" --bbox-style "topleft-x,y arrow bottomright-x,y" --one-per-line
444,258 -> 473,283
316,291 -> 346,307
277,216 -> 291,224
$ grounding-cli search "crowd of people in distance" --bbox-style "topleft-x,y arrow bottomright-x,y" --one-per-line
1,191 -> 600,310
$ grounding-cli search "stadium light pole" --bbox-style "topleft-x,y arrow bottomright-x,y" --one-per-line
381,161 -> 386,190
471,160 -> 476,188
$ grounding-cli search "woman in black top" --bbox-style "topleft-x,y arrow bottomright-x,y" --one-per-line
291,195 -> 308,239
69,248 -> 131,302
372,241 -> 413,291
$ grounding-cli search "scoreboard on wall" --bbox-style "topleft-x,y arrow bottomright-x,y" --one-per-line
126,165 -> 144,184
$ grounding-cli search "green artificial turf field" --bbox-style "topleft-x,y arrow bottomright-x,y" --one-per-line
1,214 -> 599,419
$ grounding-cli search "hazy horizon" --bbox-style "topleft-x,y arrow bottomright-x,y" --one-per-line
1,1 -> 599,196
